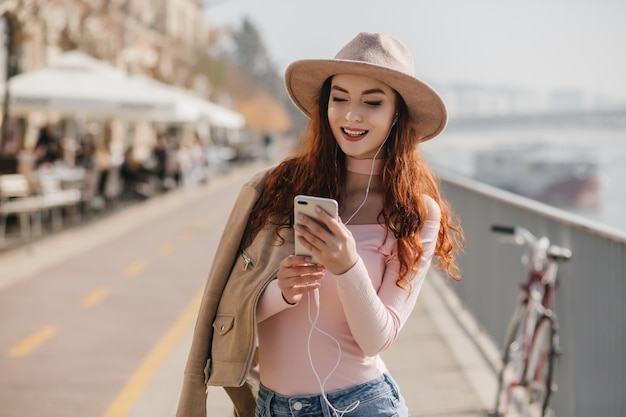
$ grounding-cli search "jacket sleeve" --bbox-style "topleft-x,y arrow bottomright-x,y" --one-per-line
175,168 -> 272,417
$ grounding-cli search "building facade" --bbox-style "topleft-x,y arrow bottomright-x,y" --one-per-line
1,0 -> 213,154
1,0 -> 209,88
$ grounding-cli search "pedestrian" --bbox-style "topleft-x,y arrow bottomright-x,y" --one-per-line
34,124 -> 60,167
176,32 -> 464,417
263,133 -> 273,162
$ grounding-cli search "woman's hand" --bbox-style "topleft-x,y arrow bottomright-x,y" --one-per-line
277,255 -> 324,305
294,206 -> 358,275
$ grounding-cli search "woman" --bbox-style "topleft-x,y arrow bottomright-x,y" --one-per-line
175,32 -> 463,417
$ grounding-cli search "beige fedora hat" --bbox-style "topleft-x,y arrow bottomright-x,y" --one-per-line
285,32 -> 447,142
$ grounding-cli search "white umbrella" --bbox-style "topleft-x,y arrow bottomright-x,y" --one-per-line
128,74 -> 245,128
6,51 -> 176,119
198,100 -> 245,129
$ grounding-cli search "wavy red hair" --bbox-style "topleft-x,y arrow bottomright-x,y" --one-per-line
247,78 -> 464,286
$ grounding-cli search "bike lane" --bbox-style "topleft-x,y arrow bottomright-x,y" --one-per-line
1,159 -> 496,417
0,163 -> 262,417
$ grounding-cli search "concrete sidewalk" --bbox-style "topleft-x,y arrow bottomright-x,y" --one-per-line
125,267 -> 498,417
117,165 -> 498,416
1,160 -> 498,417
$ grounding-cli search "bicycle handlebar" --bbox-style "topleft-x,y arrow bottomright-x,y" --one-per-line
491,225 -> 516,235
491,224 -> 572,264
491,224 -> 539,246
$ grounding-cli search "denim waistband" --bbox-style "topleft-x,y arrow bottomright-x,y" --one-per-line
257,373 -> 405,417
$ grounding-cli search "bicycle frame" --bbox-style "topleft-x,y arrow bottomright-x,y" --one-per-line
519,268 -> 555,379
492,225 -> 570,417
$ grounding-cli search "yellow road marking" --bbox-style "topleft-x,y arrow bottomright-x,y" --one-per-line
124,260 -> 147,277
8,326 -> 58,357
100,293 -> 202,417
80,287 -> 112,308
157,244 -> 174,256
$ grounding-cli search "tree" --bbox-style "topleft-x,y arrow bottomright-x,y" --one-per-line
202,14 -> 306,133
231,18 -> 274,84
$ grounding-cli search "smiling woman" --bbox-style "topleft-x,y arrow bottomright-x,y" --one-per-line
175,32 -> 464,417
324,73 -> 400,226
327,74 -> 397,158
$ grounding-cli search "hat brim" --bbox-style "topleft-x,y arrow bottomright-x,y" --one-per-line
285,59 -> 447,142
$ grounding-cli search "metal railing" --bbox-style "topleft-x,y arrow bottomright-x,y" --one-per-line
437,169 -> 626,417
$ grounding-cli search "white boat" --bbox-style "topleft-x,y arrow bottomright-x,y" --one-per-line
473,143 -> 600,207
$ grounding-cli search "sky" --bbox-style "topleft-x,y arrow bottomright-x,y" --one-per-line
204,0 -> 626,103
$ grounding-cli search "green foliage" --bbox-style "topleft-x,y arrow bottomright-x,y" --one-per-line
196,48 -> 229,87
227,18 -> 301,128
199,14 -> 308,132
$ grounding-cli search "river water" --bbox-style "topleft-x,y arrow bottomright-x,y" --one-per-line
422,126 -> 626,233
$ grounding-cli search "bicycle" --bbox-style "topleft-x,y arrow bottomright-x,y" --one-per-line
491,225 -> 572,417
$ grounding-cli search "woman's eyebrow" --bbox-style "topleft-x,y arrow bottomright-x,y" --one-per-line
362,88 -> 387,95
331,85 -> 387,95
331,85 -> 349,93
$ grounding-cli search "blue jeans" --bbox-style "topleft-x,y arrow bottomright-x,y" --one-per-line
255,373 -> 410,417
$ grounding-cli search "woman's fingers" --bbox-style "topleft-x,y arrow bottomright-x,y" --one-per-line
278,256 -> 323,281
296,206 -> 340,234
277,255 -> 324,304
295,210 -> 338,252
295,211 -> 357,274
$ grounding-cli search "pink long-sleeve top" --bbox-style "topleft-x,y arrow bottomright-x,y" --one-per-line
256,219 -> 440,395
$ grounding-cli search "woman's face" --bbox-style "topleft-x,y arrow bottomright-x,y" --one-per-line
327,73 -> 397,159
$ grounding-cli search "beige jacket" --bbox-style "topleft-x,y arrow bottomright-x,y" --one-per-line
175,166 -> 294,417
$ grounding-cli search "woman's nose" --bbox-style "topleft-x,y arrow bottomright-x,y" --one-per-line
345,106 -> 362,122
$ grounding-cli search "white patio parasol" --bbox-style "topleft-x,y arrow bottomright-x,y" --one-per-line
5,51 -> 176,120
128,75 -> 246,129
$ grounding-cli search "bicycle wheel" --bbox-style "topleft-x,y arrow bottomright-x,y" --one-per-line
494,299 -> 528,416
525,316 -> 558,417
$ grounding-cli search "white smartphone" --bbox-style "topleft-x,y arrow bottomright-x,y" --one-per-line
294,195 -> 338,264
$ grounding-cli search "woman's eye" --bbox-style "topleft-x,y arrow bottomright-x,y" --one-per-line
331,96 -> 347,102
365,100 -> 383,107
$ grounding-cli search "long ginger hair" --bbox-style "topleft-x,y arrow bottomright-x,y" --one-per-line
247,78 -> 464,285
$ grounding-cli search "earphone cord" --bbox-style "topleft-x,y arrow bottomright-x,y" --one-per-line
343,123 -> 392,225
306,122 -> 395,415
307,291 -> 360,416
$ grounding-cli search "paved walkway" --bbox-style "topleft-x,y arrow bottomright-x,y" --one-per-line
1,160 -> 498,417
